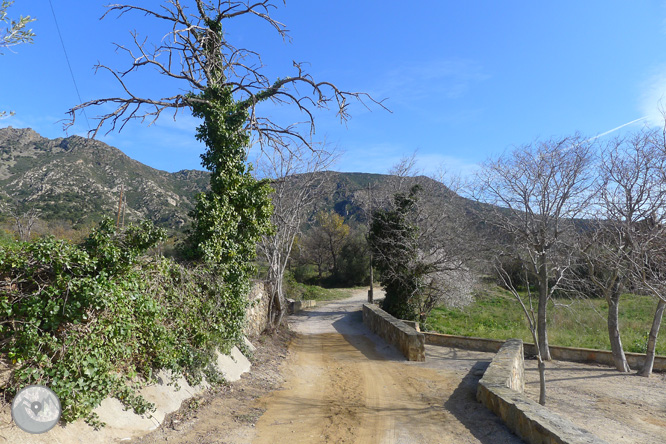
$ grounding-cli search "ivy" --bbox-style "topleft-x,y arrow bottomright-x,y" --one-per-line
1,219 -> 249,426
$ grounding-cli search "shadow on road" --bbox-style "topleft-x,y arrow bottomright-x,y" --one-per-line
444,362 -> 525,444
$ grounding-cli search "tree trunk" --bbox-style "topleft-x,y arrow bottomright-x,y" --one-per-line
537,253 -> 551,360
527,320 -> 547,405
266,254 -> 286,330
607,290 -> 630,372
639,299 -> 666,377
329,237 -> 338,276
537,358 -> 546,405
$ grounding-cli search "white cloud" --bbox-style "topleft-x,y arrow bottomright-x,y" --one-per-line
639,67 -> 666,127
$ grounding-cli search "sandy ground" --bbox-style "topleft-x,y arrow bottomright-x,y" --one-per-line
523,357 -> 666,444
134,290 -> 521,444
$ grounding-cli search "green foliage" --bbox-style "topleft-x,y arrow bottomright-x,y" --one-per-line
369,185 -> 423,320
1,0 -> 34,52
1,219 -> 247,426
1,0 -> 35,117
283,272 -> 354,302
336,232 -> 370,286
184,85 -> 272,353
185,86 -> 273,271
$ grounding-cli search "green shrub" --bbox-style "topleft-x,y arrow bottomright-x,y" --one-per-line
0,219 -> 247,426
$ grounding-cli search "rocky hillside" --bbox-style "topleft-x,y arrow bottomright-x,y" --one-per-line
0,127 -> 210,229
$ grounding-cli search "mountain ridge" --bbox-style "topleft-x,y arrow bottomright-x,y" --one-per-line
0,126 -> 210,228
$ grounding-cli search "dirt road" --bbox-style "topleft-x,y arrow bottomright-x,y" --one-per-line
252,290 -> 521,444
133,290 -> 522,443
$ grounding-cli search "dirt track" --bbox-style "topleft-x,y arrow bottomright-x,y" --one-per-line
130,290 -> 666,444
133,289 -> 522,443
252,290 -> 521,444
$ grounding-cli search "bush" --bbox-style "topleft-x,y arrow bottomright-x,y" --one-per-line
0,219 -> 247,426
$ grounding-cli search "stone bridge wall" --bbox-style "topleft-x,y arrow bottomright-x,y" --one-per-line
362,304 -> 425,361
244,281 -> 269,338
424,331 -> 666,372
477,339 -> 609,444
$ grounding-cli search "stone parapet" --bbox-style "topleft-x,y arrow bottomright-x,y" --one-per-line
362,304 -> 425,361
287,298 -> 317,314
477,339 -> 609,444
244,281 -> 269,338
424,331 -> 666,372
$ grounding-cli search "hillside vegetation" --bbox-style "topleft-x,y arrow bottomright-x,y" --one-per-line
0,127 -> 209,230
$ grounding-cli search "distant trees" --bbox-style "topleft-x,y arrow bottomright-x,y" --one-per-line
368,169 -> 473,324
295,209 -> 369,285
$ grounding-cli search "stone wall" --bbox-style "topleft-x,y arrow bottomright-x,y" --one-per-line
362,304 -> 425,361
244,281 -> 269,338
424,331 -> 666,372
287,298 -> 317,314
477,339 -> 609,444
424,332 -> 505,352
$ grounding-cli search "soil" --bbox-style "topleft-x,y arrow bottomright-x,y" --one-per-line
131,290 -> 666,444
132,291 -> 521,444
523,357 -> 666,444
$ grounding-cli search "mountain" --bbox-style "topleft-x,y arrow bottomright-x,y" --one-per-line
0,127 -> 491,243
0,127 -> 210,229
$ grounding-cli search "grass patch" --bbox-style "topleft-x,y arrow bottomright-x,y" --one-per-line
427,284 -> 665,355
285,281 -> 355,302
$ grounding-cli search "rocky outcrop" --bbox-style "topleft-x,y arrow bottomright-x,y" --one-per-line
0,127 -> 209,228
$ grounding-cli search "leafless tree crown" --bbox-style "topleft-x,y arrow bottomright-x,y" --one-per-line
66,1 -> 387,152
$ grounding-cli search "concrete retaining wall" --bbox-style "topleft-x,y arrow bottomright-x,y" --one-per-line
424,331 -> 666,372
477,339 -> 609,444
362,304 -> 425,361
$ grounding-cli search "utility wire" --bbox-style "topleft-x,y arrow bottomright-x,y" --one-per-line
48,0 -> 91,131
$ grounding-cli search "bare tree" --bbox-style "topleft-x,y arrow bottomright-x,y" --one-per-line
577,129 -> 666,373
494,261 -> 547,405
2,203 -> 40,241
66,1 -> 385,151
627,128 -> 666,376
256,144 -> 337,329
474,135 -> 595,361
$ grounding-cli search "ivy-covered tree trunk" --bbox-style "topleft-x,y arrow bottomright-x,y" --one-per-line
184,24 -> 273,338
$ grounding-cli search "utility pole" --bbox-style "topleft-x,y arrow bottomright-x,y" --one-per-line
367,182 -> 374,303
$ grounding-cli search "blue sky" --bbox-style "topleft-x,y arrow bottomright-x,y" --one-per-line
2,1 -> 666,176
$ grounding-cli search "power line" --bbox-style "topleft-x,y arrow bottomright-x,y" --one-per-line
48,0 -> 91,131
